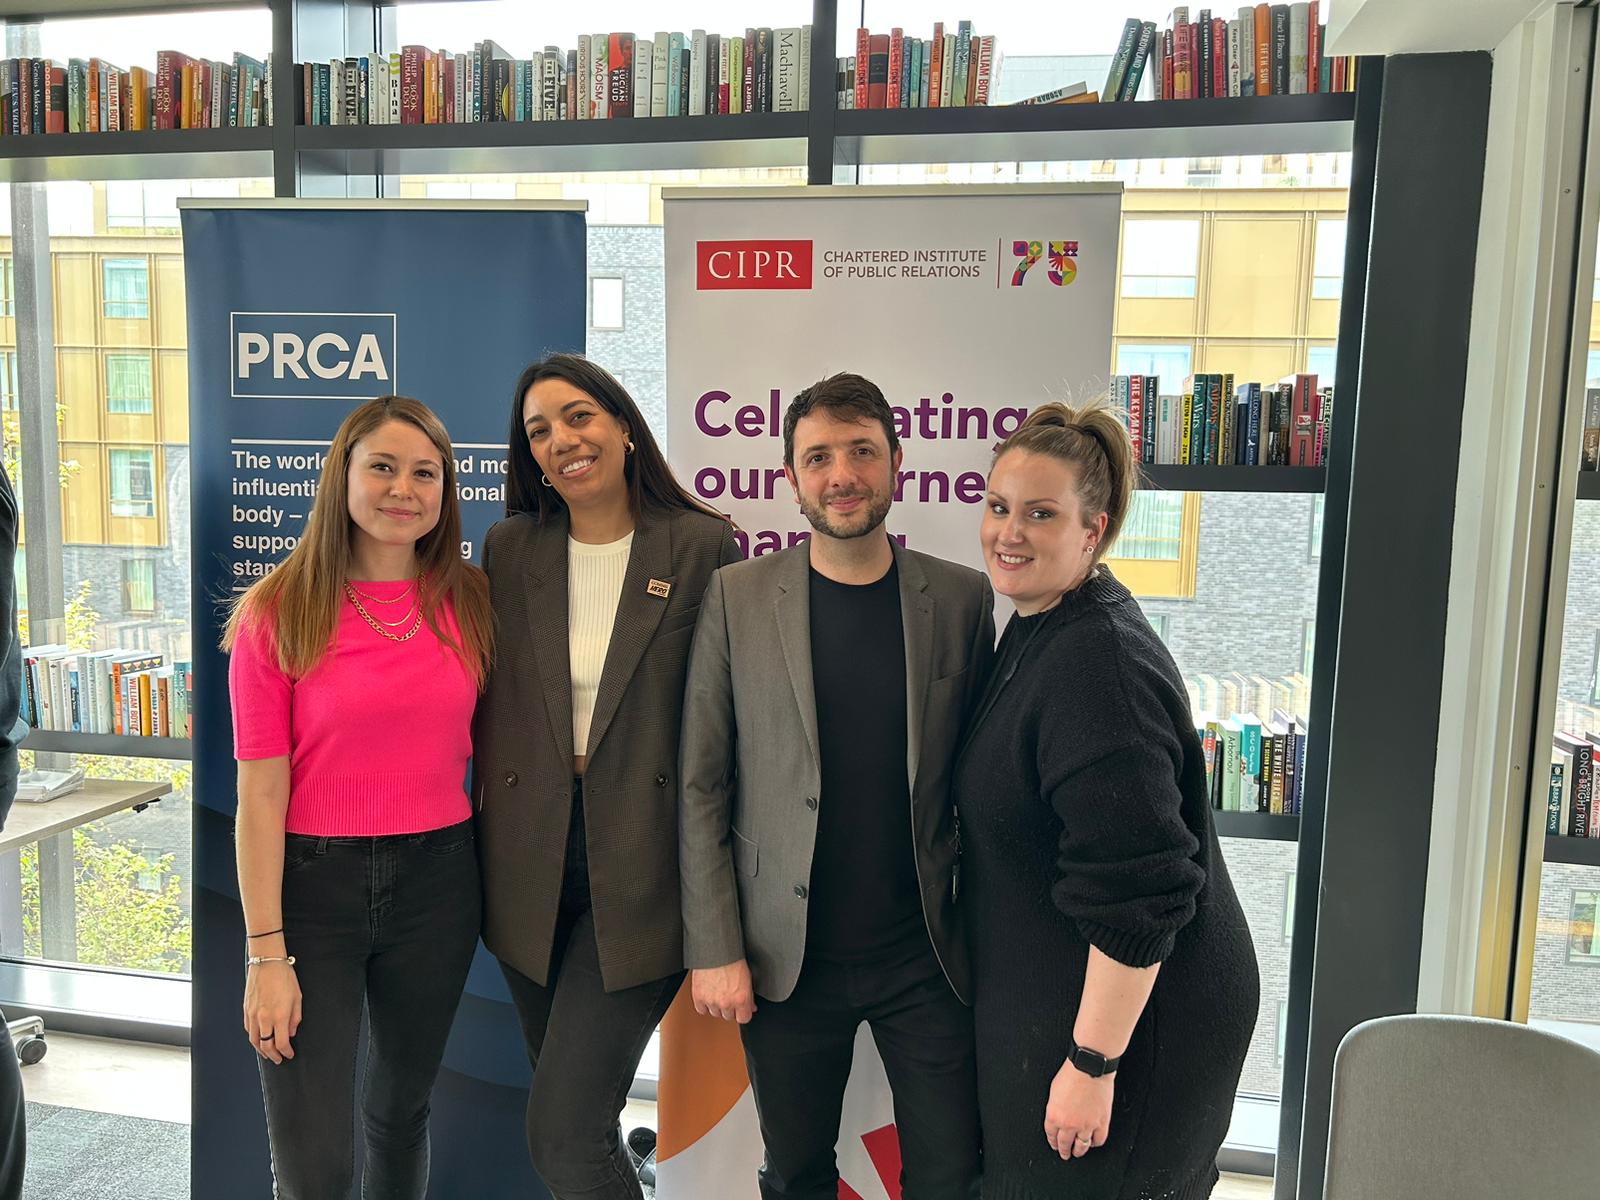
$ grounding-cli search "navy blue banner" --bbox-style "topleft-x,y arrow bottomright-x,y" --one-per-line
182,202 -> 586,1198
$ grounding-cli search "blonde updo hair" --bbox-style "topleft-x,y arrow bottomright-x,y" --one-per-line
991,399 -> 1137,564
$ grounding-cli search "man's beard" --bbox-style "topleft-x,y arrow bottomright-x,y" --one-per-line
797,487 -> 893,540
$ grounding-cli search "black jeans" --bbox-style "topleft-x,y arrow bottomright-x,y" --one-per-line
739,938 -> 981,1200
498,778 -> 683,1200
0,1011 -> 23,1200
260,819 -> 481,1200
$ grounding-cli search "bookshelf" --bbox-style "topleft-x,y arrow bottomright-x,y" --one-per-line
297,112 -> 810,177
22,729 -> 193,762
0,128 -> 274,184
1217,811 -> 1301,841
1140,465 -> 1325,493
833,92 -> 1355,167
1546,835 -> 1600,869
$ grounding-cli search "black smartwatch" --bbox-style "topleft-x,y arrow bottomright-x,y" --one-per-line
1066,1038 -> 1120,1078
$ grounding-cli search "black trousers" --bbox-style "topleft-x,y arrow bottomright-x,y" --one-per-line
0,1012 -> 23,1200
259,819 -> 481,1200
498,778 -> 683,1200
739,938 -> 981,1200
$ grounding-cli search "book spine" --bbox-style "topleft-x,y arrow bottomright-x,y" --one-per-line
609,33 -> 633,118
1289,2 -> 1309,93
1549,761 -> 1566,835
800,24 -> 812,112
1574,742 -> 1594,837
651,35 -> 669,116
1239,7 -> 1256,94
1272,6 -> 1291,94
952,21 -> 972,106
690,29 -> 707,116
590,33 -> 607,119
634,39 -> 651,118
1255,5 -> 1272,94
1105,17 -> 1140,100
855,27 -> 870,109
1307,1 -> 1321,91
775,27 -> 799,112
1227,21 -> 1242,97
929,23 -> 944,108
885,27 -> 903,110
756,28 -> 773,112
400,46 -> 421,124
1120,22 -> 1155,100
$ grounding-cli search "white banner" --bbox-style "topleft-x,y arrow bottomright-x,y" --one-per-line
658,184 -> 1121,1198
664,183 -> 1122,575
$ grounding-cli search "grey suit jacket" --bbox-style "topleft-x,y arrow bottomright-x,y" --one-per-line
474,505 -> 741,992
679,539 -> 995,1003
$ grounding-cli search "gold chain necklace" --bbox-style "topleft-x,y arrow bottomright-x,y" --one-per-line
344,583 -> 424,643
348,575 -> 422,605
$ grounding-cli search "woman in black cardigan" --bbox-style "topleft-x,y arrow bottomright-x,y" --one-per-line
956,401 -> 1258,1200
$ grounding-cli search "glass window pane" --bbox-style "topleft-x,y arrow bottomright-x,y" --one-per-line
1122,218 -> 1200,298
1312,218 -> 1346,299
1116,342 -> 1193,384
1116,492 -> 1184,561
109,448 -> 156,517
102,258 -> 150,319
106,353 -> 154,415
591,276 -> 625,331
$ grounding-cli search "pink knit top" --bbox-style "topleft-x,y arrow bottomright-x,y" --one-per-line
229,582 -> 478,836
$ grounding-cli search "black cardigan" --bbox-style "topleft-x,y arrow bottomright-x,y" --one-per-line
954,568 -> 1259,1200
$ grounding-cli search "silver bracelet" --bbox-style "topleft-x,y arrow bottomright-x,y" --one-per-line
247,954 -> 296,967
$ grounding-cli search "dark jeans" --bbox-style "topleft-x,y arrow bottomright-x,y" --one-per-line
498,778 -> 683,1200
0,1012 -> 23,1200
739,938 -> 981,1200
260,819 -> 481,1200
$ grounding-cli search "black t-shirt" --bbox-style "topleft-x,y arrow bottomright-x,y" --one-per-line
804,559 -> 926,961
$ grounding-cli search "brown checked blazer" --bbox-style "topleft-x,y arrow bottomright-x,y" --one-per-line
474,504 -> 741,992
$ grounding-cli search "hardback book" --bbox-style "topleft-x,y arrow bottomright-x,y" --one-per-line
1105,17 -> 1142,100
609,33 -> 633,118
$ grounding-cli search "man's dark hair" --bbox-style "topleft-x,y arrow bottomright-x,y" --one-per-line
782,373 -> 901,469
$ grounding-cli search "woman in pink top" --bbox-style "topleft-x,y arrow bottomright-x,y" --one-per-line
223,395 -> 493,1200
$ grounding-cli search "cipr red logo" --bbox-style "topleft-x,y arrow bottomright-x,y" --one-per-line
696,240 -> 814,290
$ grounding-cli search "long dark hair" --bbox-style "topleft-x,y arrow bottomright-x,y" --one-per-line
505,353 -> 723,524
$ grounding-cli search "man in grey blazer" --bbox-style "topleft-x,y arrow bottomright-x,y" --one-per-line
680,373 -> 994,1200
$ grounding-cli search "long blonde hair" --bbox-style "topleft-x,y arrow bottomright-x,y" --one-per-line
221,395 -> 494,687
992,399 -> 1137,564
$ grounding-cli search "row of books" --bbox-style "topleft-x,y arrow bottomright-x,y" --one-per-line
21,644 -> 192,740
835,21 -> 997,111
0,51 -> 272,134
1551,733 -> 1600,838
1114,373 -> 1333,467
1202,709 -> 1309,814
298,29 -> 813,126
1187,671 -> 1311,727
1107,4 -> 1358,103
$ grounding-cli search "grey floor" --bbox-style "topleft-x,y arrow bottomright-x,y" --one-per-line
26,1101 -> 188,1199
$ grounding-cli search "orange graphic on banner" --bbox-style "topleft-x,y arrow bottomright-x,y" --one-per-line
655,988 -> 751,1161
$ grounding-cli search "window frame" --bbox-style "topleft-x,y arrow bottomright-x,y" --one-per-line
105,351 -> 155,415
108,446 -> 157,519
590,274 -> 625,331
101,256 -> 151,320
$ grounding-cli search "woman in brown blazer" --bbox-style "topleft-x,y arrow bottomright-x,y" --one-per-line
474,354 -> 739,1200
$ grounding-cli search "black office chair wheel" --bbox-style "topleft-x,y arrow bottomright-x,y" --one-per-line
16,1036 -> 45,1066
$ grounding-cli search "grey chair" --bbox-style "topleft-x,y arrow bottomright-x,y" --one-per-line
1323,1013 -> 1600,1200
